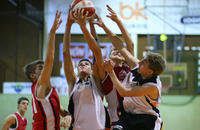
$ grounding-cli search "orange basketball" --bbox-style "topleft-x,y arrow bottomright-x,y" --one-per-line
71,0 -> 95,19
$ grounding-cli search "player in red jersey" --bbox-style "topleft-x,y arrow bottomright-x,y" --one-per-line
2,97 -> 29,130
24,11 -> 71,130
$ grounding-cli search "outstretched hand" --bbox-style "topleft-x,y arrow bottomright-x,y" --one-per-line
103,59 -> 115,73
67,7 -> 75,26
106,5 -> 119,22
92,13 -> 104,27
73,8 -> 88,26
88,13 -> 96,25
51,10 -> 62,33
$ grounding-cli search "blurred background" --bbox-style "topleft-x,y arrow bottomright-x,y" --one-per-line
0,0 -> 200,129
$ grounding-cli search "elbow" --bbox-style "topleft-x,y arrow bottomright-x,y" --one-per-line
118,91 -> 127,97
115,86 -> 127,97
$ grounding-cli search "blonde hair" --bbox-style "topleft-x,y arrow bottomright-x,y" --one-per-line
146,52 -> 166,76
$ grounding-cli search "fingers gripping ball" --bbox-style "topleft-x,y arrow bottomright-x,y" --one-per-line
71,0 -> 95,19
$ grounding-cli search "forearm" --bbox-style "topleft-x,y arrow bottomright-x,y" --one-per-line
63,12 -> 75,63
63,24 -> 73,63
63,23 -> 72,54
107,70 -> 129,97
108,70 -> 154,97
80,25 -> 101,57
116,20 -> 134,55
80,25 -> 106,79
102,23 -> 138,68
1,125 -> 9,130
45,31 -> 56,63
63,24 -> 76,91
89,22 -> 98,40
2,124 -> 9,130
101,23 -> 124,50
38,31 -> 55,85
2,117 -> 15,130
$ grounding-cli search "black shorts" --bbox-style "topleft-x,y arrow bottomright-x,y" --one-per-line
105,106 -> 111,128
112,112 -> 157,130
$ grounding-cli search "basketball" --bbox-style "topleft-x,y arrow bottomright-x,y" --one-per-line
71,0 -> 95,19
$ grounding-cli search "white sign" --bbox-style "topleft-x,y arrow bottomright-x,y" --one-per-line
45,0 -> 200,34
3,77 -> 68,95
3,82 -> 32,94
181,16 -> 200,24
50,77 -> 69,95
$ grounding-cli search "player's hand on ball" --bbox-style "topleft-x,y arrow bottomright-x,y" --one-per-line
73,8 -> 88,26
67,8 -> 75,25
92,13 -> 104,27
88,13 -> 96,24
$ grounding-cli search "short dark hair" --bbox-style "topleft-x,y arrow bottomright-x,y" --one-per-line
17,97 -> 29,104
24,59 -> 44,82
146,52 -> 166,76
78,59 -> 92,67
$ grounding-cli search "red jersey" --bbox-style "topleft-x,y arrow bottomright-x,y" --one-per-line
102,63 -> 130,123
102,63 -> 130,96
31,81 -> 60,130
10,112 -> 27,130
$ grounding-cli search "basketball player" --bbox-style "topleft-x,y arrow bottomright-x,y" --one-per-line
63,9 -> 106,130
88,12 -> 111,130
94,6 -> 166,129
24,11 -> 71,130
2,97 -> 29,130
100,5 -> 134,127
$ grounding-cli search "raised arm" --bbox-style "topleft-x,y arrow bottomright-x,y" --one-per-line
74,9 -> 106,80
104,60 -> 158,99
106,5 -> 134,55
2,115 -> 16,130
89,15 -> 98,41
37,11 -> 62,98
93,14 -> 139,69
63,10 -> 77,94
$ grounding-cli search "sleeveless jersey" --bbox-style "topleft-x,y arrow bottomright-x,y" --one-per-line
68,76 -> 105,130
122,66 -> 163,130
31,81 -> 60,130
101,64 -> 130,122
9,112 -> 27,130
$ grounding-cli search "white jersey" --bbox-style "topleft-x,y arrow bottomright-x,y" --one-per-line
70,75 -> 105,130
105,88 -> 119,122
122,66 -> 163,130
